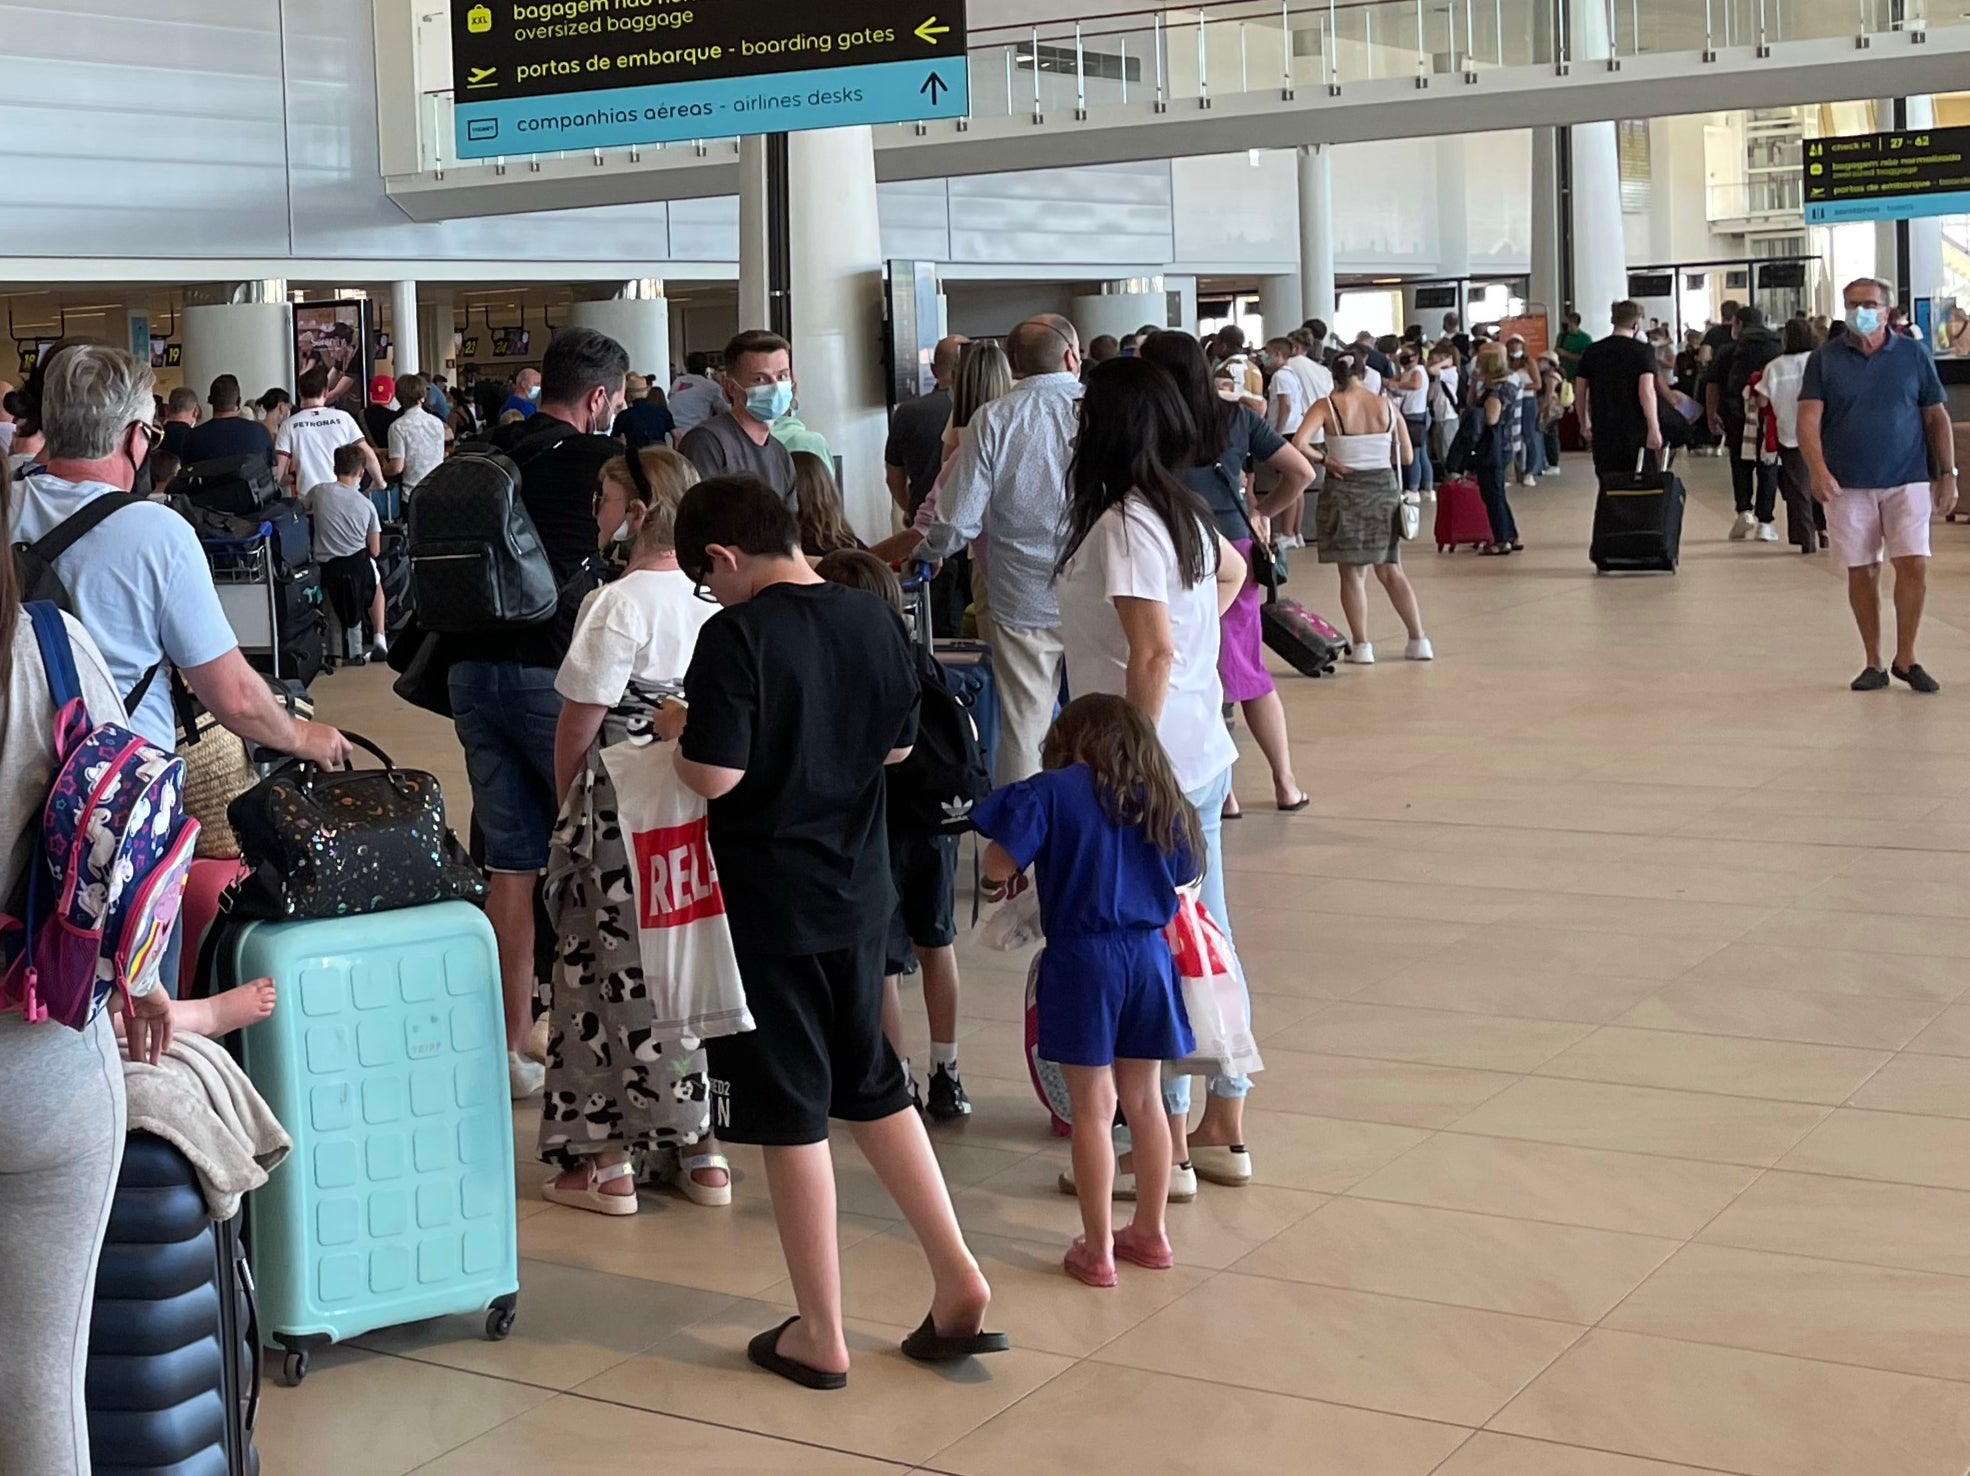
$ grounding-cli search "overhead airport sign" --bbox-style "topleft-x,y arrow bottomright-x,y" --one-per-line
1803,126 -> 1970,225
450,0 -> 968,160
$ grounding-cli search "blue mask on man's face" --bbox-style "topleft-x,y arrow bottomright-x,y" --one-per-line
1849,307 -> 1883,336
745,381 -> 794,423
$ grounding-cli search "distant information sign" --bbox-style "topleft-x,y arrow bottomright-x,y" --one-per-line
1804,126 -> 1970,225
451,0 -> 968,160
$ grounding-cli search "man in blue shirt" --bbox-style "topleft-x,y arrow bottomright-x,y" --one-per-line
499,367 -> 539,421
1799,276 -> 1960,694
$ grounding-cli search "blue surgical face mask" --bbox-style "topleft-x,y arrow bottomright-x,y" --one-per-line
1849,307 -> 1883,336
746,380 -> 794,423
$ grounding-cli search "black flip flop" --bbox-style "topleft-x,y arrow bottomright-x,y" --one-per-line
901,1313 -> 1012,1363
747,1316 -> 847,1390
1277,794 -> 1311,813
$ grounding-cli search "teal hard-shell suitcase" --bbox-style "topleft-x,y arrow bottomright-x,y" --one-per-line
230,902 -> 519,1384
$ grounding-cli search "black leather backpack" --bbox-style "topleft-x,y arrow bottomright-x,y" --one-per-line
405,434 -> 566,634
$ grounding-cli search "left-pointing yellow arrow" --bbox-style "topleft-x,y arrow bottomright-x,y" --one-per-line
915,16 -> 951,44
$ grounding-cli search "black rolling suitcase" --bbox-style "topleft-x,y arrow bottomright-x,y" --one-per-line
1590,452 -> 1686,574
89,1133 -> 260,1476
171,456 -> 280,519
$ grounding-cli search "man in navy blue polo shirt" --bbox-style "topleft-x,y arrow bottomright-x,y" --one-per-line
1799,277 -> 1960,694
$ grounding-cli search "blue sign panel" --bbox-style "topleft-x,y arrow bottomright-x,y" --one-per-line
454,57 -> 966,158
450,2 -> 968,160
1804,127 -> 1970,225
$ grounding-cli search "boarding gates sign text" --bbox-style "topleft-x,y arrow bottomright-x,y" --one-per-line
1804,126 -> 1970,225
450,0 -> 969,159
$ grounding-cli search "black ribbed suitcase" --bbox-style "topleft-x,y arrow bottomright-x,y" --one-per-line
88,1133 -> 260,1476
1590,454 -> 1686,574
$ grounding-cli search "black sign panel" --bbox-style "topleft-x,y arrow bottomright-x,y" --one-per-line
1412,285 -> 1459,311
453,0 -> 968,104
1803,125 -> 1970,224
1627,273 -> 1675,300
1757,261 -> 1807,290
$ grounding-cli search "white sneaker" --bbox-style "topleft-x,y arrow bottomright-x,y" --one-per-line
509,1051 -> 545,1100
1057,1162 -> 1199,1203
1346,643 -> 1375,665
1405,637 -> 1435,661
1521,474 -> 1539,488
525,1014 -> 551,1063
1756,522 -> 1779,543
1729,511 -> 1756,541
371,634 -> 389,658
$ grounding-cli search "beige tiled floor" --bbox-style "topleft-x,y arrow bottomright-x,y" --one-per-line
254,461 -> 1970,1474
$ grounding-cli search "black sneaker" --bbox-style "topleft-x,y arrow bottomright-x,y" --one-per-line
1893,663 -> 1941,694
1851,667 -> 1890,692
906,1073 -> 927,1115
926,1063 -> 972,1120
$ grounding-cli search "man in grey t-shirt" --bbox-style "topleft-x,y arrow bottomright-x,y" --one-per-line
678,330 -> 797,506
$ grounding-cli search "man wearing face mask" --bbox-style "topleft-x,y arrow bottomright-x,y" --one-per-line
446,328 -> 629,1098
1799,277 -> 1959,694
678,329 -> 798,507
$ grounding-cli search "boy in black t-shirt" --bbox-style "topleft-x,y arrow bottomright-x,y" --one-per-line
660,477 -> 1005,1389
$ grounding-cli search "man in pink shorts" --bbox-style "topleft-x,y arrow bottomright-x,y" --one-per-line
1798,277 -> 1960,693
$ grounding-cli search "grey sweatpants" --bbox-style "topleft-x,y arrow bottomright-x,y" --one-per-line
0,1010 -> 125,1476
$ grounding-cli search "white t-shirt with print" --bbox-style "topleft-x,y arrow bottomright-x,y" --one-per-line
276,406 -> 365,495
555,569 -> 718,706
1056,498 -> 1239,794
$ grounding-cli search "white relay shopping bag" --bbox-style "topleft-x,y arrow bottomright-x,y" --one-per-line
599,737 -> 755,1046
1163,888 -> 1264,1080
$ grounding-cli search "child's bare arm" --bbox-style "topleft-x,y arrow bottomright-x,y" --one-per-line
980,840 -> 1029,903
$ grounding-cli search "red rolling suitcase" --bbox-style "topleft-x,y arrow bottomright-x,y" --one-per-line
1435,477 -> 1492,552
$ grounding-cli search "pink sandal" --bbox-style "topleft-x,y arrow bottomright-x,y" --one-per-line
1113,1225 -> 1174,1270
1064,1236 -> 1119,1288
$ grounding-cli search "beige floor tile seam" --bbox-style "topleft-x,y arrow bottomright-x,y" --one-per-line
1420,1115 -> 1831,1174
1423,1428 -> 1761,1476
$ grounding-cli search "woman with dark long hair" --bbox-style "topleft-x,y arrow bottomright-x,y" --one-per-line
1137,332 -> 1312,817
1054,356 -> 1261,1198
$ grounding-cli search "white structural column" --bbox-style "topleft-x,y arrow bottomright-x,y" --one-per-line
1528,128 -> 1563,324
569,289 -> 672,382
389,280 -> 419,381
1565,0 -> 1627,338
1070,284 -> 1170,343
735,135 -> 773,331
788,126 -> 890,539
180,300 -> 294,404
1297,144 -> 1337,326
418,288 -> 455,380
1258,274 -> 1303,339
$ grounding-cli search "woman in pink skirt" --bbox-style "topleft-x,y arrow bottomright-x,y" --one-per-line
1139,332 -> 1314,816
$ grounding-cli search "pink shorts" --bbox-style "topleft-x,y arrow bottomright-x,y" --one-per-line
1827,483 -> 1933,569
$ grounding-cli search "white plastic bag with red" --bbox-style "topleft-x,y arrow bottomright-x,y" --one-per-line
599,737 -> 753,1045
1163,888 -> 1263,1080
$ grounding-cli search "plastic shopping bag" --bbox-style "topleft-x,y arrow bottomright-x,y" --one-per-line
979,883 -> 1042,952
599,736 -> 754,1045
1163,889 -> 1263,1080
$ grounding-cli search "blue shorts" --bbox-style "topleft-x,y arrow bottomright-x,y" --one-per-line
1036,931 -> 1194,1069
449,661 -> 563,873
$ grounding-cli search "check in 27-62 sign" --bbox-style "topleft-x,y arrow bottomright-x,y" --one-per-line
1803,126 -> 1970,225
451,0 -> 969,160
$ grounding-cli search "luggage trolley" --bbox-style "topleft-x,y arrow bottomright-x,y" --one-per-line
203,527 -> 285,681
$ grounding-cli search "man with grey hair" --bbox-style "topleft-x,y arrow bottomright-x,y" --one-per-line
1800,276 -> 1960,693
11,344 -> 353,760
10,343 -> 353,989
927,314 -> 1083,782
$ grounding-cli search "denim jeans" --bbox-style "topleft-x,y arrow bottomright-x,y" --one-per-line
1517,397 -> 1548,478
1165,764 -> 1250,1115
1476,462 -> 1520,545
449,661 -> 563,873
1403,414 -> 1432,492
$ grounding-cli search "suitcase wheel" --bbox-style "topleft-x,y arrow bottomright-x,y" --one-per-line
283,1349 -> 310,1386
486,1292 -> 520,1342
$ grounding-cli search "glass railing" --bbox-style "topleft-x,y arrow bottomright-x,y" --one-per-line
402,0 -> 1964,179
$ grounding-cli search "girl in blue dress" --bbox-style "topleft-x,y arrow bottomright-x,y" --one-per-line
974,694 -> 1200,1287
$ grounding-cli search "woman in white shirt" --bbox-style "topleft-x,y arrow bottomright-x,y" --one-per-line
1054,356 -> 1259,1196
541,445 -> 728,1216
1754,316 -> 1825,555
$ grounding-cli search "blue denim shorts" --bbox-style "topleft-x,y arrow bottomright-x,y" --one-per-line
449,661 -> 563,873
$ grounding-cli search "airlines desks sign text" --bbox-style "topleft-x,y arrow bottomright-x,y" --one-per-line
451,0 -> 968,159
1804,126 -> 1970,224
